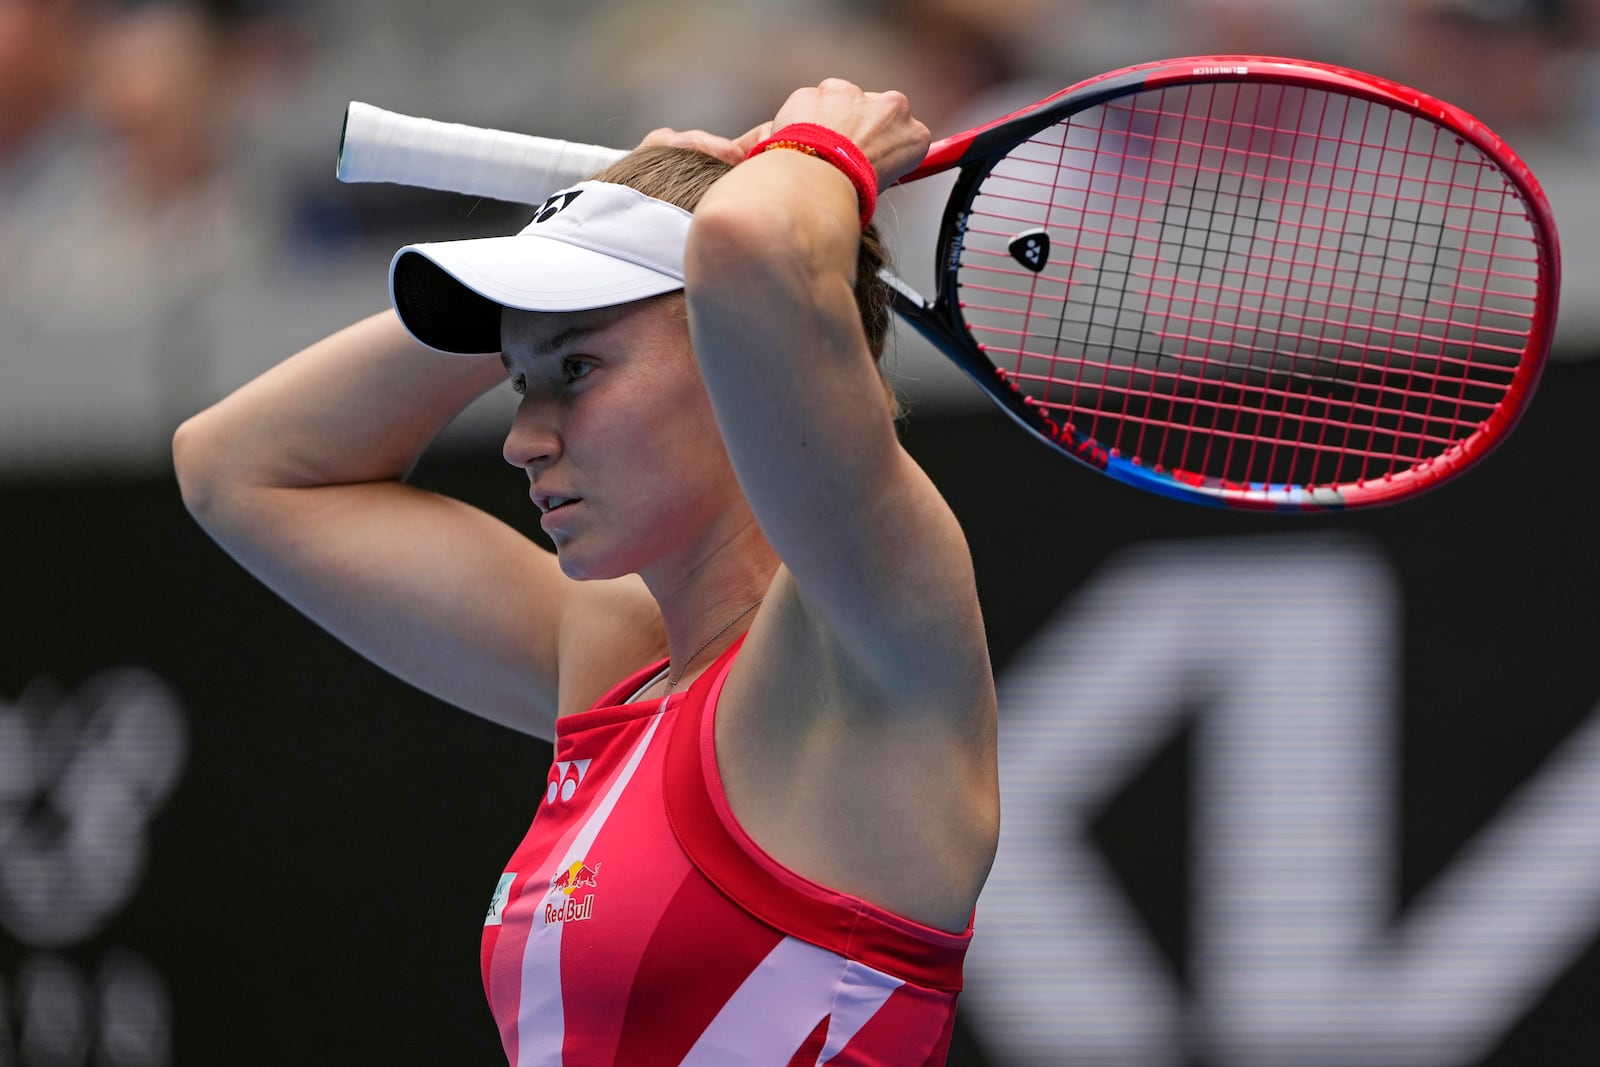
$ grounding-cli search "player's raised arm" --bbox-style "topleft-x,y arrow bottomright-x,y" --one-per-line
679,81 -> 988,705
171,310 -> 659,738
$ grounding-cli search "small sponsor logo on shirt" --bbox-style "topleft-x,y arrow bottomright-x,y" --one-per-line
545,860 -> 602,925
485,872 -> 516,927
545,759 -> 592,805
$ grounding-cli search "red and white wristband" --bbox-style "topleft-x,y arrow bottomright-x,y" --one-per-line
746,123 -> 878,229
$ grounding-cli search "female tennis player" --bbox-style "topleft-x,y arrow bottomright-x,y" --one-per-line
173,78 -> 998,1064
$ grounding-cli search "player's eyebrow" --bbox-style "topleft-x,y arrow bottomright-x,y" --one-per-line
531,324 -> 599,357
500,323 -> 602,373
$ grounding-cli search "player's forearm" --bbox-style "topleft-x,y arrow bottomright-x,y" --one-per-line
173,310 -> 506,511
684,151 -> 906,551
687,149 -> 870,389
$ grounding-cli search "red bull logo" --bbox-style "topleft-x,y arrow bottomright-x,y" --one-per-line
545,859 -> 601,925
550,860 -> 601,895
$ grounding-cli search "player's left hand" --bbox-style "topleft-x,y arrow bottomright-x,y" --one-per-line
637,122 -> 774,165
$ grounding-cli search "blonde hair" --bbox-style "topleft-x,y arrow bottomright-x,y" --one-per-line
589,146 -> 900,418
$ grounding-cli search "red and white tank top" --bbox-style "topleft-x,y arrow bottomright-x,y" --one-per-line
480,638 -> 972,1065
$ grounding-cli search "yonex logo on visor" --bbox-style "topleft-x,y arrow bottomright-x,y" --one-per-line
532,189 -> 584,223
388,180 -> 693,355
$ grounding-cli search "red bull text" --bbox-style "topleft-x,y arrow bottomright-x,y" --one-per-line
546,860 -> 601,925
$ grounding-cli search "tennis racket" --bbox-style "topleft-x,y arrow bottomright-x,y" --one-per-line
337,56 -> 1560,511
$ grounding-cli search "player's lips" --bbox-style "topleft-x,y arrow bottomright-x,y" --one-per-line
531,491 -> 581,514
532,490 -> 583,534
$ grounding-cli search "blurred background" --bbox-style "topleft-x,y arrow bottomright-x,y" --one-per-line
2,0 -> 1598,1063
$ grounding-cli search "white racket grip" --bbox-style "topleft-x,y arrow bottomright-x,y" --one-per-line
337,101 -> 628,204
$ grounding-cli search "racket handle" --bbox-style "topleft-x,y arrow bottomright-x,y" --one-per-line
336,101 -> 628,204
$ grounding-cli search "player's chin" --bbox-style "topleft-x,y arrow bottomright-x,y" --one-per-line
552,542 -> 633,584
554,550 -> 605,583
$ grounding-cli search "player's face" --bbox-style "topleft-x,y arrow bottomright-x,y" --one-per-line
500,297 -> 744,582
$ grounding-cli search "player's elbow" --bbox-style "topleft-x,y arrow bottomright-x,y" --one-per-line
172,404 -> 259,530
172,410 -> 223,522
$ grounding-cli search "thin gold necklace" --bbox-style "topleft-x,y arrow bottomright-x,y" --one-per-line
665,597 -> 763,693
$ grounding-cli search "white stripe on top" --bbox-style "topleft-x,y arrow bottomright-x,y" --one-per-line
514,708 -> 668,1066
680,935 -> 903,1065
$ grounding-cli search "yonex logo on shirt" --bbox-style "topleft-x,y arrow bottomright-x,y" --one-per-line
546,760 -> 592,805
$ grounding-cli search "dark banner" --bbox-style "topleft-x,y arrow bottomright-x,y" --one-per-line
3,362 -> 1596,1066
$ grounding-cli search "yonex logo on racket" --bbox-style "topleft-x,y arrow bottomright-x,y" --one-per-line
946,211 -> 970,273
532,189 -> 583,223
1008,229 -> 1049,273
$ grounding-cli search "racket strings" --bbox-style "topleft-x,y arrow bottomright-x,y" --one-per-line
961,266 -> 1537,359
957,82 -> 1544,491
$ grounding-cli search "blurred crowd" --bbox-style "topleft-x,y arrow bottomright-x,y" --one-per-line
3,0 -> 1598,471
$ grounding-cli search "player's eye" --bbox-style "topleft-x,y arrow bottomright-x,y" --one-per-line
561,357 -> 595,384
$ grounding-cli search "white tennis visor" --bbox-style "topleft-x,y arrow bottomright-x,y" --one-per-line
389,181 -> 692,355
